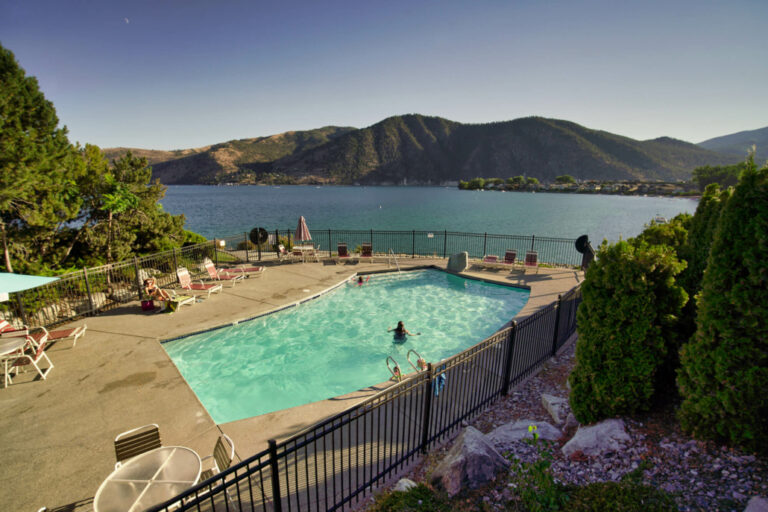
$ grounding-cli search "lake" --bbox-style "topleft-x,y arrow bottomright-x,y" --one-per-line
160,186 -> 697,243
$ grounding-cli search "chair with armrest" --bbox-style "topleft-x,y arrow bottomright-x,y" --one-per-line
199,434 -> 235,482
524,250 -> 539,273
114,424 -> 162,469
1,334 -> 53,388
177,267 -> 223,298
360,242 -> 373,262
203,258 -> 245,286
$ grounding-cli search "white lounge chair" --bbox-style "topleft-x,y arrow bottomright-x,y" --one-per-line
177,267 -> 223,298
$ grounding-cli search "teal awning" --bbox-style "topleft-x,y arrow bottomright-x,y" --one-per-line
0,273 -> 59,295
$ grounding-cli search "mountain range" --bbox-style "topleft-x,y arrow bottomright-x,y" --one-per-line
103,115 -> 750,185
698,126 -> 768,163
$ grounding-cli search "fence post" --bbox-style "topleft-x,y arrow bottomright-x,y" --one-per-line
82,268 -> 95,314
257,229 -> 262,261
501,322 -> 517,395
133,256 -> 143,300
172,247 -> 179,273
275,229 -> 280,257
443,230 -> 447,258
551,294 -> 562,356
421,364 -> 434,453
483,232 -> 487,256
370,228 -> 373,248
214,239 -> 219,268
268,439 -> 283,512
412,230 -> 415,258
244,232 -> 250,262
531,234 -> 535,251
328,229 -> 332,258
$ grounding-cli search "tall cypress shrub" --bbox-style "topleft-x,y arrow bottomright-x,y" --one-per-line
677,158 -> 768,453
569,241 -> 687,423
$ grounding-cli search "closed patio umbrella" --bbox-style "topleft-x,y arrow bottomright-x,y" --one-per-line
295,216 -> 312,243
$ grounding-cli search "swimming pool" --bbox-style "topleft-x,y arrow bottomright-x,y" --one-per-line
163,269 -> 530,423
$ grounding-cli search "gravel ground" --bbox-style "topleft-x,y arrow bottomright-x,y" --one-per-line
390,340 -> 768,511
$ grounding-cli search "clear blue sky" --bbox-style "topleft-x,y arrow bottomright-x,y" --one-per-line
2,0 -> 766,150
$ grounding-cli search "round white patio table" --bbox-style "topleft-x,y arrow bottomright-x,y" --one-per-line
94,446 -> 201,512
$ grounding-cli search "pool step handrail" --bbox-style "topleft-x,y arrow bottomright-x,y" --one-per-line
386,356 -> 403,382
407,349 -> 427,372
387,248 -> 401,273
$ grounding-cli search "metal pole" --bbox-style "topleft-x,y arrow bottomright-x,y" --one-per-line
214,239 -> 219,268
483,232 -> 487,256
412,230 -> 415,258
83,268 -> 95,314
421,364 -> 434,453
275,229 -> 280,258
328,229 -> 332,258
244,232 -> 250,262
268,439 -> 283,512
531,234 -> 535,251
501,322 -> 517,395
551,295 -> 562,356
133,256 -> 143,300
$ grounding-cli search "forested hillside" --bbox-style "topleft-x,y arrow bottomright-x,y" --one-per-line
106,115 -> 735,185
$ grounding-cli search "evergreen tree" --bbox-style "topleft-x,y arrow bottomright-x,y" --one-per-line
677,157 -> 768,453
569,240 -> 687,423
0,44 -> 83,272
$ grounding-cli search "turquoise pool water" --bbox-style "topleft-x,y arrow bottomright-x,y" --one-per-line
163,269 -> 529,423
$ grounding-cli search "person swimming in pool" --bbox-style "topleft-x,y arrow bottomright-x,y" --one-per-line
387,321 -> 418,343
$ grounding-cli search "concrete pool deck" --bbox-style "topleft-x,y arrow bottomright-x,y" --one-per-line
0,258 -> 582,511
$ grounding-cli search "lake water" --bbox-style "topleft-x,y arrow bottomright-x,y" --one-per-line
160,186 -> 697,243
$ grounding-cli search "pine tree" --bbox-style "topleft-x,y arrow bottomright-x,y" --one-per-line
677,157 -> 768,453
0,44 -> 83,272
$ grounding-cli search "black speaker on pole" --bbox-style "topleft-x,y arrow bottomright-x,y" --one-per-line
575,235 -> 595,270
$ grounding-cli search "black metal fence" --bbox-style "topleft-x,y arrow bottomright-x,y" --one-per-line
0,229 -> 581,331
266,229 -> 581,267
147,285 -> 582,512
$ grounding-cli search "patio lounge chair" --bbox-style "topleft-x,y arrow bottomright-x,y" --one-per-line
524,250 -> 539,273
2,335 -> 54,387
336,243 -> 357,263
177,267 -> 223,298
477,255 -> 502,269
203,258 -> 245,286
28,324 -> 87,348
0,320 -> 26,336
360,242 -> 373,262
114,423 -> 162,469
219,265 -> 265,277
503,250 -> 518,266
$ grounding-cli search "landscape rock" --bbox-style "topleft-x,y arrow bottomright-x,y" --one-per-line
447,252 -> 469,273
562,419 -> 631,458
392,478 -> 418,492
487,419 -> 561,451
541,393 -> 568,424
746,496 -> 768,512
564,412 -> 579,430
430,426 -> 510,496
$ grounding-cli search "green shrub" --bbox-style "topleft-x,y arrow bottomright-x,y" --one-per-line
677,157 -> 768,453
569,240 -> 687,423
567,482 -> 677,511
182,229 -> 207,246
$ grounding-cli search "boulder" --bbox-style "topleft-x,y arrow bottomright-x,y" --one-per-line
541,393 -> 568,424
746,497 -> 768,512
564,412 -> 579,430
392,478 -> 418,492
487,420 -> 561,452
447,252 -> 469,273
562,419 -> 631,458
430,426 -> 510,496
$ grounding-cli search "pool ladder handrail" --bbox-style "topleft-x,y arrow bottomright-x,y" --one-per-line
387,248 -> 401,273
386,356 -> 402,382
407,349 -> 427,372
